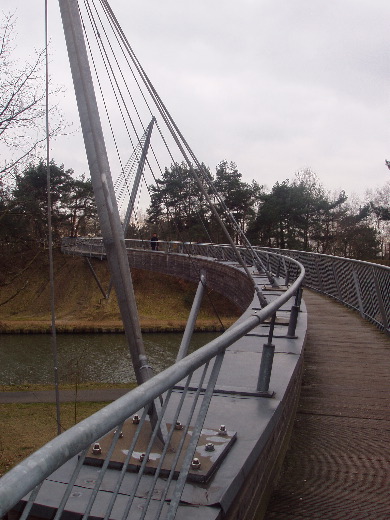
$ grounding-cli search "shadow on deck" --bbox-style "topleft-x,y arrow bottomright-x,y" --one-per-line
264,289 -> 390,520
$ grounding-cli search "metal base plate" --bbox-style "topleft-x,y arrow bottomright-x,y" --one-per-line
84,419 -> 236,484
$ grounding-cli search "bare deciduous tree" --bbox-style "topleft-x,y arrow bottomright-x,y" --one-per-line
0,13 -> 63,179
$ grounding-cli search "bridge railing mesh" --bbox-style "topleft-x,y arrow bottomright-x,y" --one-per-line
61,238 -> 389,333
259,247 -> 389,333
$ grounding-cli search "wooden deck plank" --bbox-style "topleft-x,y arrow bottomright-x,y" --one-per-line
264,289 -> 390,520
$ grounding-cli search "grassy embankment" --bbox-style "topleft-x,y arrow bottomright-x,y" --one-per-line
0,248 -> 241,475
0,248 -> 240,333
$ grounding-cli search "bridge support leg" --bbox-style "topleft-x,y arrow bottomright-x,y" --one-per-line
85,258 -> 108,299
176,271 -> 206,362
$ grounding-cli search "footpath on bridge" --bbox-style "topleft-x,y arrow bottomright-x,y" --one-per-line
264,289 -> 390,520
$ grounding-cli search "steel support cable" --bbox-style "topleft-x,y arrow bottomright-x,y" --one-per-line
102,406 -> 149,519
99,0 -> 176,170
119,390 -> 173,520
115,148 -> 139,195
92,0 -> 175,194
97,0 -> 180,240
99,27 -> 267,283
82,424 -> 125,519
114,138 -> 145,213
90,0 -> 156,147
85,0 -> 182,240
81,1 -> 130,177
92,14 -> 268,305
45,0 -> 61,436
85,0 -> 144,150
84,0 -> 161,230
82,1 -> 163,242
85,1 -> 266,312
148,115 -> 273,283
52,448 -> 89,520
167,353 -> 225,519
95,0 -> 215,250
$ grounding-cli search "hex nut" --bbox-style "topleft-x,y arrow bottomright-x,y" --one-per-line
205,442 -> 215,452
139,453 -> 149,463
132,415 -> 140,424
175,421 -> 184,430
92,442 -> 102,455
218,425 -> 228,436
191,458 -> 201,469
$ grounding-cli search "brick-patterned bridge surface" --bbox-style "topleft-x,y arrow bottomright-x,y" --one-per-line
264,289 -> 390,520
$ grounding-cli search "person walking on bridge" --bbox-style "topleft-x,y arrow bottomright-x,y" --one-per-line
150,233 -> 159,251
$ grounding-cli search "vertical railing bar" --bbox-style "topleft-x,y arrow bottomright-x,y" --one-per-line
372,268 -> 389,331
315,258 -> 323,293
53,448 -> 89,519
120,389 -> 175,520
103,407 -> 149,520
275,255 -> 281,278
352,269 -> 365,318
82,423 -> 125,519
19,482 -> 44,520
139,374 -> 195,520
152,362 -> 211,520
281,256 -> 287,281
167,352 -> 225,520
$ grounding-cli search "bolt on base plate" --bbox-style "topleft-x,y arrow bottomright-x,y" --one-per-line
84,418 -> 237,484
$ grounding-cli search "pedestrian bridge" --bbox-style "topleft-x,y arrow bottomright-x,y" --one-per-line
0,239 -> 388,520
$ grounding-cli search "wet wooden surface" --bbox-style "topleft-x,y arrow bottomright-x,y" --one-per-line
264,289 -> 390,520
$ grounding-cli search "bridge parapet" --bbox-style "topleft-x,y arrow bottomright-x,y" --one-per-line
62,237 -> 389,333
63,237 -> 387,333
260,247 -> 390,334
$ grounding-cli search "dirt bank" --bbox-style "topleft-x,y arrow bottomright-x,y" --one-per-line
0,248 -> 241,333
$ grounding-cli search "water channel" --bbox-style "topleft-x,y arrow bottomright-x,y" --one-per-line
0,332 -> 220,386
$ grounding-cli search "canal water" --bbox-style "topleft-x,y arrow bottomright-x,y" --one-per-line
0,332 -> 219,386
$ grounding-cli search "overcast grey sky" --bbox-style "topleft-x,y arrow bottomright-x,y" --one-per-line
3,0 -> 390,199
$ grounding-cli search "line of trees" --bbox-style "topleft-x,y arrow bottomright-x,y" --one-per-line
143,162 -> 389,262
1,158 -> 388,262
0,160 -> 98,248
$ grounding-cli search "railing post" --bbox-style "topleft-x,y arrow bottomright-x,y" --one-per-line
257,314 -> 276,396
275,256 -> 281,278
286,286 -> 302,338
286,305 -> 299,339
352,269 -> 364,318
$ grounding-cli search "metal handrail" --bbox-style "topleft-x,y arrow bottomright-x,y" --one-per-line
1,240 -> 305,517
259,247 -> 390,334
61,237 -> 389,331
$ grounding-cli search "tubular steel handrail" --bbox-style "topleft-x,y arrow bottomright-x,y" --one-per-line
0,239 -> 305,518
259,247 -> 390,334
60,237 -> 389,332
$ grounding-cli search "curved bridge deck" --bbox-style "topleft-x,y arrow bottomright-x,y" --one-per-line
265,289 -> 390,520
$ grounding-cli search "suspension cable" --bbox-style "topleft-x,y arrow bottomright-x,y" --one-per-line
44,0 -> 61,435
